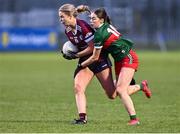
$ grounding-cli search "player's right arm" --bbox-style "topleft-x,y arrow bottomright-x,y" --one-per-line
80,31 -> 104,67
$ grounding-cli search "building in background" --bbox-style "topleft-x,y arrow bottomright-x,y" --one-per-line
0,0 -> 180,51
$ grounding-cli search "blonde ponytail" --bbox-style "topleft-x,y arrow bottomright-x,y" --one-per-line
76,5 -> 91,14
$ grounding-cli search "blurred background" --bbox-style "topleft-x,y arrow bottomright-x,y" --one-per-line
1,1 -> 180,132
0,0 -> 180,51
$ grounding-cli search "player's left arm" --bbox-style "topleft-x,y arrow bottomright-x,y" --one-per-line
80,30 -> 104,67
75,21 -> 95,58
80,47 -> 102,67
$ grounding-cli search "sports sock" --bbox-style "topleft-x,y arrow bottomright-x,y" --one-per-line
130,115 -> 137,120
79,113 -> 87,120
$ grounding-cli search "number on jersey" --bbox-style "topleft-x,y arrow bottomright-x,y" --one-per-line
107,25 -> 121,37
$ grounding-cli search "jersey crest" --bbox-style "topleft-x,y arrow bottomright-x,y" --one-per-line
65,19 -> 94,51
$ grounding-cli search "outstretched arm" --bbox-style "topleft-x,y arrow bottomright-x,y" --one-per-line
80,47 -> 102,67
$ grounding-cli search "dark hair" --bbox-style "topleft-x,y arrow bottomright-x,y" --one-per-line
94,8 -> 111,24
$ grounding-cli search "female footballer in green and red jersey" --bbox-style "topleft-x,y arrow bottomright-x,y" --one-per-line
78,7 -> 152,125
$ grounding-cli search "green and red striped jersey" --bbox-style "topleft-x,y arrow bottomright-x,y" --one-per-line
94,23 -> 133,62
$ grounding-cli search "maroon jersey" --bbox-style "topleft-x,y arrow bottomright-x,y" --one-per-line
65,19 -> 94,51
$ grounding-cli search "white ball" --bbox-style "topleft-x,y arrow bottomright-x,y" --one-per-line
62,41 -> 78,57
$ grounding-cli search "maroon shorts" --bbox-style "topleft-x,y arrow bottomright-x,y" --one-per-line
115,50 -> 139,76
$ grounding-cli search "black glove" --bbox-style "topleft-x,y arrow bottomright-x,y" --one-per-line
61,50 -> 72,60
67,50 -> 78,59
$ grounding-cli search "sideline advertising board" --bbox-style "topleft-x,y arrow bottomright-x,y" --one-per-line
0,28 -> 58,51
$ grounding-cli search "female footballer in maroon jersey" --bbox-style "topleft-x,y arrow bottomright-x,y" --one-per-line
77,6 -> 152,125
59,4 -> 116,124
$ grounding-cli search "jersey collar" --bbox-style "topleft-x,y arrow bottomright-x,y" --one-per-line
95,23 -> 104,30
98,23 -> 104,28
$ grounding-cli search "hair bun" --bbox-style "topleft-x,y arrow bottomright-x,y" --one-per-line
76,5 -> 90,13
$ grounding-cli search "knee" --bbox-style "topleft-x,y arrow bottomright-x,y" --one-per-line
116,85 -> 127,97
106,91 -> 117,100
107,94 -> 116,100
74,84 -> 84,94
103,85 -> 116,100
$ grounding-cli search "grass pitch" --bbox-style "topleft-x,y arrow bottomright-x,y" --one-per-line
0,51 -> 180,133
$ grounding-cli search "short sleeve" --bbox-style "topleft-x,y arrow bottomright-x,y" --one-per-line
80,20 -> 94,43
94,32 -> 103,49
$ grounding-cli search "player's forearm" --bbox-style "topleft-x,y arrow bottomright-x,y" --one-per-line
81,55 -> 98,67
77,46 -> 93,57
81,48 -> 101,67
